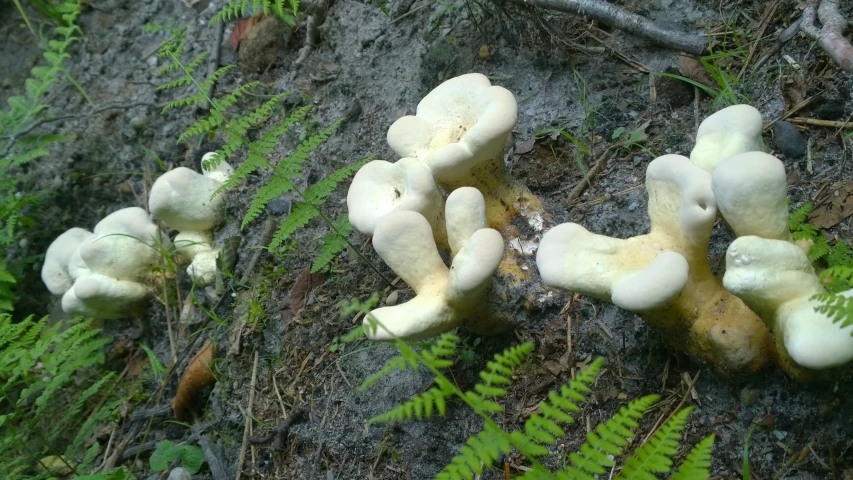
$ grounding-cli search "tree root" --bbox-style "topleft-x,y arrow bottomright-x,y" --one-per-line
800,0 -> 853,72
754,0 -> 852,73
506,0 -> 706,54
294,0 -> 332,67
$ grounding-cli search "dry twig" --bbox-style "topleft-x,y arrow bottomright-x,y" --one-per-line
508,0 -> 706,54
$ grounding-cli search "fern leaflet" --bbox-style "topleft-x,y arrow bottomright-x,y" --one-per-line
618,406 -> 692,479
670,434 -> 715,480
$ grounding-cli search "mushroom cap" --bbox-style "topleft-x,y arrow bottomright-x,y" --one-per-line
187,249 -> 219,287
445,187 -> 488,257
41,227 -> 93,295
690,104 -> 765,173
347,158 -> 443,235
445,228 -> 504,308
387,73 -> 517,182
78,207 -> 170,283
712,152 -> 791,241
174,231 -> 213,262
611,251 -> 689,311
365,293 -> 458,341
149,167 -> 227,232
201,152 -> 234,184
782,291 -> 853,369
61,273 -> 150,319
371,210 -> 448,292
537,222 -> 625,297
723,236 -> 823,319
646,154 -> 717,248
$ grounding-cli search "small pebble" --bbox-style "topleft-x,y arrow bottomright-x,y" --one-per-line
146,56 -> 158,68
773,121 -> 806,158
739,387 -> 759,406
386,290 -> 399,306
130,116 -> 149,133
628,201 -> 638,211
632,156 -> 642,166
168,467 -> 192,480
267,196 -> 291,215
18,238 -> 28,249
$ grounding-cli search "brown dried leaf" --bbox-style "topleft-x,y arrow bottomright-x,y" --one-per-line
230,13 -> 265,49
781,74 -> 806,110
280,267 -> 325,324
172,340 -> 216,420
811,184 -> 853,228
678,55 -> 715,87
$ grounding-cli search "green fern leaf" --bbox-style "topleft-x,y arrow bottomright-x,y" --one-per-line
809,236 -> 831,262
559,395 -> 658,478
303,155 -> 374,206
311,214 -> 351,273
670,434 -> 715,480
812,292 -> 853,332
618,407 -> 693,479
268,202 -> 319,251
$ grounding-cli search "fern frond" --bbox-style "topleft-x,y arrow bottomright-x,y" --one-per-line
821,265 -> 853,292
560,395 -> 658,478
218,81 -> 262,108
618,406 -> 692,479
521,357 -> 603,452
311,214 -> 351,273
789,202 -> 819,241
809,236 -> 830,262
197,64 -> 236,93
360,354 -> 419,390
420,332 -> 459,369
437,424 -> 513,480
268,202 -> 319,251
470,343 -> 534,401
303,156 -> 373,206
812,292 -> 853,332
670,434 -> 715,480
368,376 -> 455,424
230,92 -> 291,135
826,240 -> 853,269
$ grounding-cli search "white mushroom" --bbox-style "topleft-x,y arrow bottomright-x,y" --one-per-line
364,188 -> 504,341
384,73 -> 538,230
724,236 -> 853,370
41,228 -> 93,295
711,151 -> 791,241
689,104 -> 765,173
387,73 -> 517,184
537,154 -> 772,373
148,157 -> 234,287
149,166 -> 229,232
61,207 -> 170,319
346,158 -> 443,235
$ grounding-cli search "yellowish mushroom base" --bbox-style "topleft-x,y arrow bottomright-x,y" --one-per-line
440,154 -> 544,233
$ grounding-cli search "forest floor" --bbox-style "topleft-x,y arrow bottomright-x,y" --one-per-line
3,0 -> 853,478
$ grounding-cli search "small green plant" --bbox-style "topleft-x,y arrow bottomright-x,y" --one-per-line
535,71 -> 597,177
0,314 -> 121,479
211,0 -> 300,26
343,298 -> 714,480
149,440 -> 206,474
788,202 -> 853,333
155,30 -> 374,275
1,0 -> 84,311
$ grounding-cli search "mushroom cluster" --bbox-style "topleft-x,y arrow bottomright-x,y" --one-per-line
41,154 -> 233,319
537,105 -> 853,375
347,73 -> 539,340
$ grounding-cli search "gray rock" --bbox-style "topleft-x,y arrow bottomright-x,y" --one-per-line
168,467 -> 192,480
267,196 -> 291,214
773,121 -> 806,158
632,156 -> 642,166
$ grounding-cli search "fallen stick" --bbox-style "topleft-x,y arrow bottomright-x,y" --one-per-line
800,0 -> 853,72
787,116 -> 853,129
567,145 -> 618,205
508,0 -> 706,54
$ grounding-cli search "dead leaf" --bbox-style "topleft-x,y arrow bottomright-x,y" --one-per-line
230,13 -> 265,49
515,138 -> 535,155
678,55 -> 715,88
781,74 -> 806,110
280,267 -> 325,324
35,456 -> 74,476
810,184 -> 853,228
171,340 -> 216,420
127,354 -> 149,379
